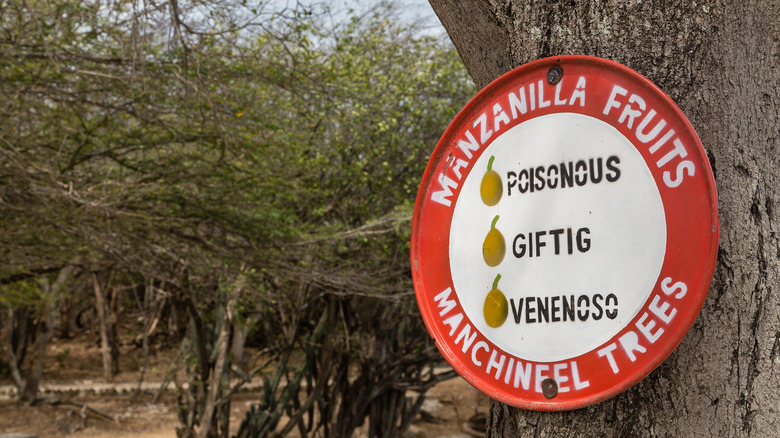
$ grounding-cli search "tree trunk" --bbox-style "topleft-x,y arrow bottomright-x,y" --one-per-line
92,272 -> 119,381
6,308 -> 27,396
21,298 -> 55,403
7,265 -> 76,403
196,294 -> 236,438
428,0 -> 779,435
108,285 -> 120,375
135,278 -> 161,395
58,292 -> 72,340
197,270 -> 245,438
231,321 -> 249,367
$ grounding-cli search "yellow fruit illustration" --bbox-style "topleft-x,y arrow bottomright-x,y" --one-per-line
484,274 -> 508,328
482,215 -> 505,267
480,155 -> 502,206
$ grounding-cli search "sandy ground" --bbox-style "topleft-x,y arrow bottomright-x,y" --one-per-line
0,379 -> 490,437
0,337 -> 491,437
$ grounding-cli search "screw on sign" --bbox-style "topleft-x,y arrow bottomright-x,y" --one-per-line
410,56 -> 718,411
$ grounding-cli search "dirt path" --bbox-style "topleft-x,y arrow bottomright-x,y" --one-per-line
0,337 -> 490,437
0,377 -> 489,438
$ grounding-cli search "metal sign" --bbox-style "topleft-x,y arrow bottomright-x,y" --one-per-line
411,56 -> 718,410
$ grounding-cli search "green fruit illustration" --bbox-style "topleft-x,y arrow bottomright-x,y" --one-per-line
480,155 -> 502,206
484,273 -> 508,328
482,215 -> 506,267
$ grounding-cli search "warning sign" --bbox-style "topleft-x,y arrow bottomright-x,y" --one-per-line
411,56 -> 718,411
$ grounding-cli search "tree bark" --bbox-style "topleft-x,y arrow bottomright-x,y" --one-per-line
428,0 -> 780,435
21,298 -> 55,403
197,271 -> 245,438
6,308 -> 27,394
92,272 -> 118,381
231,321 -> 249,367
7,265 -> 76,403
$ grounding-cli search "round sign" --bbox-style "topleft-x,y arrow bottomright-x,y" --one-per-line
411,56 -> 718,410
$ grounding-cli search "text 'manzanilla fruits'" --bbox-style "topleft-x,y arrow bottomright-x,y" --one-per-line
480,155 -> 502,206
482,215 -> 506,267
483,273 -> 508,328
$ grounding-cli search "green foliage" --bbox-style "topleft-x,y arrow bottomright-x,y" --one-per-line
1,0 -> 474,435
1,0 -> 473,283
0,280 -> 46,308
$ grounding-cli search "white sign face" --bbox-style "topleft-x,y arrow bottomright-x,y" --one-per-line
449,113 -> 666,362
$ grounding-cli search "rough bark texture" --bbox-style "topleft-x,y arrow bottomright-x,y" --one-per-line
428,0 -> 780,436
92,273 -> 119,381
8,265 -> 76,403
197,273 -> 243,438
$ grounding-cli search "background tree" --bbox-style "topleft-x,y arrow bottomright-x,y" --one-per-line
1,0 -> 474,435
428,0 -> 780,436
1,264 -> 75,403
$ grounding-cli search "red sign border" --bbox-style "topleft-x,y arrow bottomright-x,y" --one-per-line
411,55 -> 719,411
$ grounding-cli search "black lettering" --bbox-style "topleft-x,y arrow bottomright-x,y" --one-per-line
550,296 -> 561,322
577,295 -> 590,321
511,298 -> 524,323
575,160 -> 588,186
525,296 -> 536,323
605,294 -> 619,319
518,169 -> 529,193
507,171 -> 517,195
505,157 -> 620,196
534,231 -> 547,257
560,162 -> 574,188
511,228 -> 589,257
547,165 -> 559,188
589,157 -> 603,183
606,155 -> 621,182
577,228 -> 591,253
562,295 -> 575,321
549,229 -> 564,254
534,166 -> 546,191
513,233 -> 527,258
506,294 -> 617,325
592,294 -> 604,320
537,297 -> 549,323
